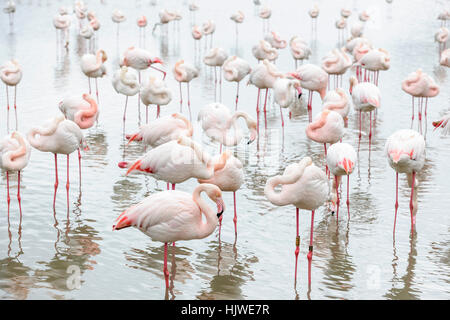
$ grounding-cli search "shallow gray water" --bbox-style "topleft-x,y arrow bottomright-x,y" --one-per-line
0,0 -> 449,300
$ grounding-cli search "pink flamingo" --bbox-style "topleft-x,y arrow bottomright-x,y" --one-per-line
230,10 -> 244,41
385,129 -> 425,235
289,63 -> 328,122
355,48 -> 390,85
140,76 -> 172,121
112,9 -> 126,37
435,27 -> 449,52
198,151 -> 243,237
252,40 -> 278,62
81,49 -> 107,103
126,113 -> 193,148
322,88 -> 350,125
351,41 -> 372,81
321,48 -> 352,89
202,20 -> 216,48
264,31 -> 287,50
264,157 -> 329,286
0,59 -> 22,132
0,131 -> 31,217
401,69 -> 440,134
259,6 -> 271,32
112,66 -> 140,127
440,48 -> 450,67
27,116 -> 88,211
335,18 -> 347,44
306,110 -> 345,176
308,5 -> 319,31
173,60 -> 199,120
137,16 -> 147,47
53,11 -> 71,49
203,48 -> 229,102
273,78 -> 303,125
113,183 -> 225,289
289,36 -> 312,68
326,142 -> 357,221
222,56 -> 251,110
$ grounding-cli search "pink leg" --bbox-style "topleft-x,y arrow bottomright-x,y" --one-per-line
179,82 -> 183,112
411,96 -> 414,128
66,155 -> 70,212
346,174 -> 350,219
14,86 -> 17,130
324,143 -> 328,175
167,182 -> 170,190
233,191 -> 237,236
6,171 -> 10,216
157,105 -> 160,118
359,110 -> 362,140
53,154 -> 59,210
235,82 -> 239,111
294,208 -> 300,284
172,184 -> 175,190
263,89 -> 268,128
149,65 -> 167,80
307,210 -> 315,287
410,172 -> 416,234
146,105 -> 149,124
88,78 -> 91,95
187,83 -> 192,122
393,172 -> 399,236
335,175 -> 340,222
163,243 -> 169,288
6,85 -> 10,133
78,148 -> 81,185
17,170 -> 22,216
308,91 -> 312,123
280,106 -> 284,128
369,112 -> 373,150
123,95 -> 128,124
95,78 -> 99,104
138,72 -> 141,117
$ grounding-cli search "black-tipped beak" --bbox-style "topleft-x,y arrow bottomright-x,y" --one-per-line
298,93 -> 302,99
217,210 -> 223,218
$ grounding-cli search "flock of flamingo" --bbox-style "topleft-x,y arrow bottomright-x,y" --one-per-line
1,0 -> 450,292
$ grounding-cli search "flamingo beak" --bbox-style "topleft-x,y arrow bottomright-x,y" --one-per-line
391,151 -> 401,164
433,119 -> 444,130
287,72 -> 300,80
112,215 -> 131,231
126,133 -> 142,145
152,57 -> 163,65
248,126 -> 257,144
343,158 -> 353,174
295,85 -> 302,99
216,198 -> 225,218
125,160 -> 142,175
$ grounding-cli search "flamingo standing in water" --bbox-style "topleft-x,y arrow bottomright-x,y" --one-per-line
264,157 -> 329,286
81,49 -> 107,103
202,20 -> 216,49
434,27 -> 448,52
112,183 -> 225,289
355,48 -> 390,85
3,1 -> 15,29
58,93 -> 98,183
440,48 -> 450,67
259,6 -> 271,33
326,142 -> 357,220
111,9 -> 126,37
197,102 -> 257,151
322,88 -> 350,126
119,136 -> 225,191
289,63 -> 328,123
112,66 -> 140,127
198,151 -> 243,237
273,78 -> 303,125
0,131 -> 31,216
289,36 -> 312,68
335,18 -> 347,44
306,110 -> 345,176
140,76 -> 172,121
1,59 -> 22,133
53,11 -> 72,49
321,48 -> 352,89
192,25 -> 203,54
401,69 -> 440,134
137,16 -> 148,47
252,40 -> 278,62
204,47 -> 228,102
80,25 -> 94,53
126,113 -> 193,148
248,59 -> 284,126
385,129 -> 426,235
230,10 -> 244,41
349,76 -> 381,144
173,60 -> 199,119
74,1 -> 87,28
264,31 -> 287,51
222,56 -> 251,110
27,115 -> 88,211
308,4 -> 319,31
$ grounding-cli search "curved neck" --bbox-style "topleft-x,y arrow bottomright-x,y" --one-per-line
10,134 -> 27,162
120,67 -> 136,87
192,186 -> 218,239
27,116 -> 64,149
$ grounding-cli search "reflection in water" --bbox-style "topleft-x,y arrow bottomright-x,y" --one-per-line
385,235 -> 419,299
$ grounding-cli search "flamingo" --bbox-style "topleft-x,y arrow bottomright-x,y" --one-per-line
321,48 -> 352,89
308,4 -> 319,31
53,11 -> 71,49
230,10 -> 244,40
306,110 -> 345,175
222,56 -> 251,110
341,8 -> 352,19
248,59 -> 284,126
88,12 -> 101,44
259,6 -> 271,32
173,60 -> 199,119
112,66 -> 140,126
204,47 -> 228,102
74,1 -> 87,28
432,112 -> 450,135
112,183 -> 225,289
264,31 -> 287,50
126,113 -> 193,148
264,157 -> 329,286
359,10 -> 370,23
197,102 -> 257,150
27,115 -> 88,211
326,142 -> 357,220
3,1 -> 15,28
440,48 -> 450,67
437,10 -> 450,27
80,25 -> 94,53
152,9 -> 180,35
81,49 -> 107,103
0,131 -> 31,216
355,48 -> 390,85
289,36 -> 312,68
322,88 -> 350,125
273,78 -> 303,125
349,76 -> 381,144
137,16 -> 148,47
385,129 -> 426,235
350,22 -> 364,39
198,151 -> 243,237
435,27 -> 449,51
335,18 -> 347,44
189,1 -> 199,23
202,20 -> 216,48
118,136 -> 225,190
111,9 -> 126,37
252,40 -> 278,62
0,59 -> 22,133
289,63 -> 328,122
350,40 -> 373,81
140,76 -> 173,121
401,69 -> 440,134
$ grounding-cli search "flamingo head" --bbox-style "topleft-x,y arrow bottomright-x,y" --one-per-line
340,158 -> 354,174
203,184 -> 225,218
286,72 -> 301,81
150,57 -> 163,66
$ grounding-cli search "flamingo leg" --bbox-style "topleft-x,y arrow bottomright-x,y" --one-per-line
149,65 -> 167,80
308,91 -> 312,123
179,82 -> 183,112
157,105 -> 160,118
393,172 -> 399,236
280,106 -> 284,128
146,105 -> 149,124
347,174 -> 350,219
307,210 -> 315,287
369,111 -> 373,150
214,67 -> 217,102
66,155 -> 70,213
424,98 -> 428,135
172,184 -> 175,190
410,172 -> 416,234
233,191 -> 237,236
6,85 -> 10,133
53,154 -> 59,210
335,175 -> 340,222
263,88 -> 268,128
294,207 -> 300,285
235,82 -> 239,111
138,72 -> 141,119
14,86 -> 17,130
17,170 -> 22,216
6,171 -> 10,216
95,78 -> 99,104
324,143 -> 328,176
411,96 -> 414,128
187,83 -> 192,122
164,243 -> 169,288
219,67 -> 222,102
123,95 -> 128,124
88,77 -> 91,95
